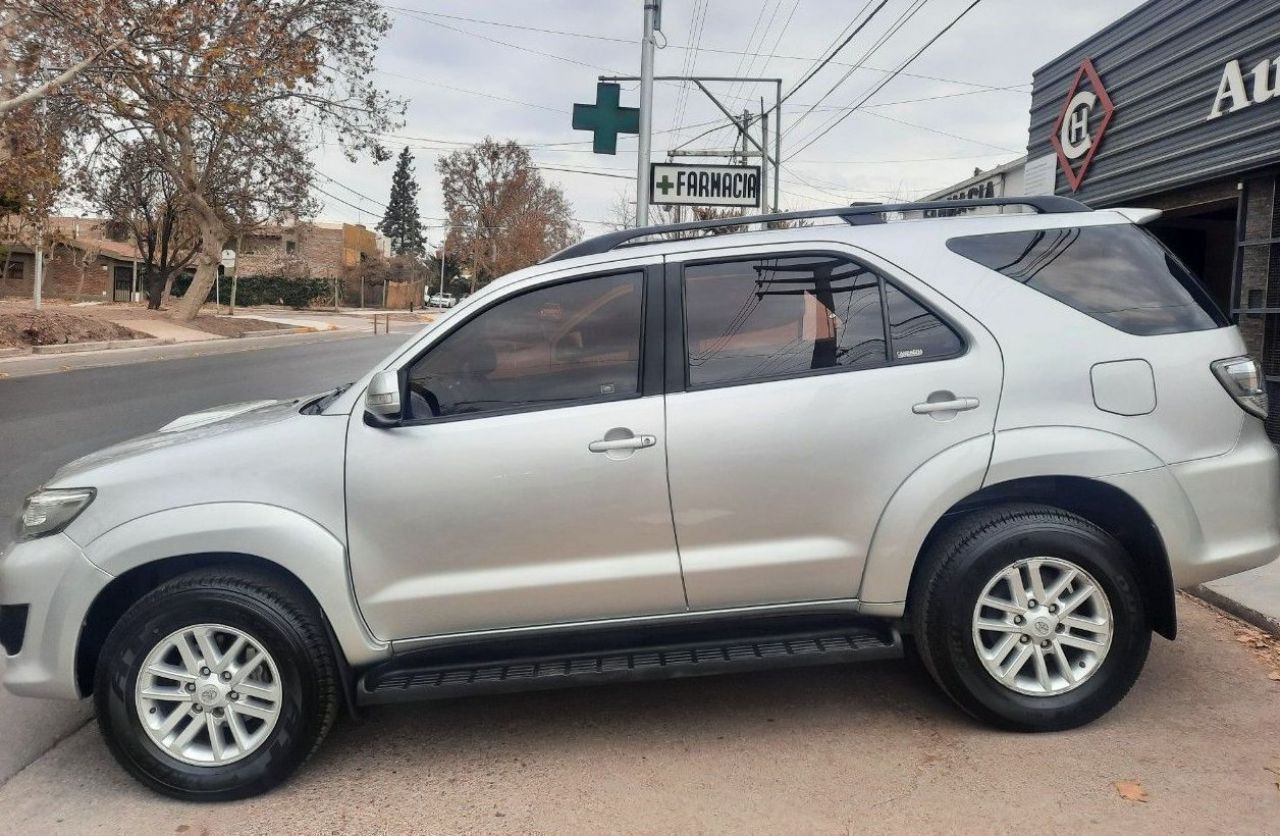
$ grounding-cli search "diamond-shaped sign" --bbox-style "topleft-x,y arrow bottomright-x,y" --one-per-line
1049,58 -> 1114,192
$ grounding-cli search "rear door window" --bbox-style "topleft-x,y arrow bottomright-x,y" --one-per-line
682,254 -> 963,388
947,223 -> 1228,336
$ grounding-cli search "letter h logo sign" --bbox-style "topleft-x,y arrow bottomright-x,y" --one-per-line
1050,58 -> 1115,192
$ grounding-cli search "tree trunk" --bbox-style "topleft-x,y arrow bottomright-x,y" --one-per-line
171,219 -> 225,321
160,270 -> 179,307
145,268 -> 164,309
74,250 -> 88,301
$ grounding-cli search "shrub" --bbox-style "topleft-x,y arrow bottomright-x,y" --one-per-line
171,275 -> 335,309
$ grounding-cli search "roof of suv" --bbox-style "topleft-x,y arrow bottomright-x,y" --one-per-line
491,198 -> 1156,296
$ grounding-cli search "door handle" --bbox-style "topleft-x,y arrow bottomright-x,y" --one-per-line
912,397 -> 980,414
588,435 -> 657,453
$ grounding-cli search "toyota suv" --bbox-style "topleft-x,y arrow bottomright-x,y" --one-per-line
3,197 -> 1277,800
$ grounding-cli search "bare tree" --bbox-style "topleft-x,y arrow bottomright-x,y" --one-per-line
83,140 -> 199,308
0,1 -> 164,118
437,138 -> 581,292
66,0 -> 400,320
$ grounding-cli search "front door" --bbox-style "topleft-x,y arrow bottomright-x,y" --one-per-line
345,265 -> 686,641
113,266 -> 133,302
663,246 -> 1002,610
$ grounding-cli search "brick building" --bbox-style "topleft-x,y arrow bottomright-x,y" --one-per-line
1,226 -> 142,302
1,217 -> 389,302
233,221 -> 390,279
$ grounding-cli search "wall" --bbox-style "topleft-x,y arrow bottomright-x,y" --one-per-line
1026,0 -> 1280,204
232,222 -> 380,280
0,247 -> 114,300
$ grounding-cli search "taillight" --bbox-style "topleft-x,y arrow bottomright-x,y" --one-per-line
1211,356 -> 1268,419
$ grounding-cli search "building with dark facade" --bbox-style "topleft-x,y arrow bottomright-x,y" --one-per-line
1025,0 -> 1280,435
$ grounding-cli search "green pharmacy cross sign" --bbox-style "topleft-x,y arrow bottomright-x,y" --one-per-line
572,82 -> 640,155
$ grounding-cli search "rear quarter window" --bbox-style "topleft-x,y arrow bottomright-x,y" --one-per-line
946,223 -> 1229,336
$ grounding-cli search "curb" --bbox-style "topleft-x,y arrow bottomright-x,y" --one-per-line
30,337 -> 176,355
1191,584 -> 1280,637
236,326 -> 317,338
0,347 -> 26,358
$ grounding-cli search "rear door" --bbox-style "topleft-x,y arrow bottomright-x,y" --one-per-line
662,243 -> 1003,610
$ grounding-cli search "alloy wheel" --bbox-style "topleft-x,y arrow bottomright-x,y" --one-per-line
134,623 -> 283,766
971,557 -> 1114,696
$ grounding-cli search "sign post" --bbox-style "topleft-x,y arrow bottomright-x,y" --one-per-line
636,0 -> 660,227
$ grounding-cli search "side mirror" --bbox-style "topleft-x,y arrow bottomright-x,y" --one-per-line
363,370 -> 402,426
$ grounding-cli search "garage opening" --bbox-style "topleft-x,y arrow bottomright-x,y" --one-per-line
1145,198 -> 1237,315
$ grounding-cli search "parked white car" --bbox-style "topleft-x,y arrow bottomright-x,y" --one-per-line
427,292 -> 456,308
3,197 -> 1277,800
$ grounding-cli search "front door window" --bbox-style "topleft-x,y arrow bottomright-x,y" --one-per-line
406,272 -> 644,419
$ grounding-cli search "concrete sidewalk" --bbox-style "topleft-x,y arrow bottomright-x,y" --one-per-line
1197,559 -> 1280,635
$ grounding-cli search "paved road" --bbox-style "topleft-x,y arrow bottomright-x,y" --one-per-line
0,333 -> 410,785
0,600 -> 1277,833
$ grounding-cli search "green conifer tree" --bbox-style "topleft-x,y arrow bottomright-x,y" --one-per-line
377,146 -> 426,255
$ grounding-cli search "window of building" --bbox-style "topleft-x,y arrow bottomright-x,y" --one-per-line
947,224 -> 1229,336
1,261 -> 23,282
406,271 -> 644,419
683,255 -> 890,387
285,240 -> 297,255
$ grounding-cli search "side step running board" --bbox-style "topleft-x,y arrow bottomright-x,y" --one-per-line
358,627 -> 902,705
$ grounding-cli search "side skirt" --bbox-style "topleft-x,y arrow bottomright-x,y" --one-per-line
356,613 -> 902,706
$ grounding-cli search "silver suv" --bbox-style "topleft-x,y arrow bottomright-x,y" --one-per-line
4,197 -> 1278,800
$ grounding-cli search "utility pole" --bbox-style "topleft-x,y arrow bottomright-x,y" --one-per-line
33,220 -> 43,310
760,101 -> 770,215
229,234 -> 242,315
635,0 -> 660,228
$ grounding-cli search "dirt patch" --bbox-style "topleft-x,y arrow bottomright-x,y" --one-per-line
0,309 -> 144,347
11,302 -> 290,339
1183,591 -> 1280,680
179,316 -> 289,338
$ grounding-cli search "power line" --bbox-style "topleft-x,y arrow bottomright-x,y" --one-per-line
382,6 -> 1028,94
785,0 -> 988,161
784,0 -> 928,143
781,0 -> 885,106
746,0 -> 803,83
857,109 -> 1020,152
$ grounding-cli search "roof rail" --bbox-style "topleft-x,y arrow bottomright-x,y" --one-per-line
543,195 -> 1091,263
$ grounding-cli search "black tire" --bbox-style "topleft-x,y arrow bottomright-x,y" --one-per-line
910,503 -> 1150,731
94,569 -> 340,801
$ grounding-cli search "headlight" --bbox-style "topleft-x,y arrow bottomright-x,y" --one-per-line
15,488 -> 96,541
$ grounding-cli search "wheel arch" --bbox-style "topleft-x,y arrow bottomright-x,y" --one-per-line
77,552 -> 318,696
907,476 -> 1177,640
76,503 -> 390,697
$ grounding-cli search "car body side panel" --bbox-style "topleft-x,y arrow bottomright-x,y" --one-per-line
80,503 -> 389,667
857,435 -> 996,606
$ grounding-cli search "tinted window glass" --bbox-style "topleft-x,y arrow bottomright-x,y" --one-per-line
884,282 -> 963,361
684,256 -> 886,387
407,272 -> 643,418
947,224 -> 1228,336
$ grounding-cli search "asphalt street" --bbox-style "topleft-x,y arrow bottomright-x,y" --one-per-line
0,332 -> 411,785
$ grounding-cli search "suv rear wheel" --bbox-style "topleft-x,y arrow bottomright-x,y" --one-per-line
94,569 -> 339,801
911,504 -> 1150,731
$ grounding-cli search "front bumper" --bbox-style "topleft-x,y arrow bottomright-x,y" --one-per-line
0,534 -> 113,700
1105,418 -> 1280,589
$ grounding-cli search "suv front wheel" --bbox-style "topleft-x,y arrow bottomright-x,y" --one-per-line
94,569 -> 339,800
911,504 -> 1150,731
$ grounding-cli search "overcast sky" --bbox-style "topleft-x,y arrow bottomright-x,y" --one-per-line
312,0 -> 1149,238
